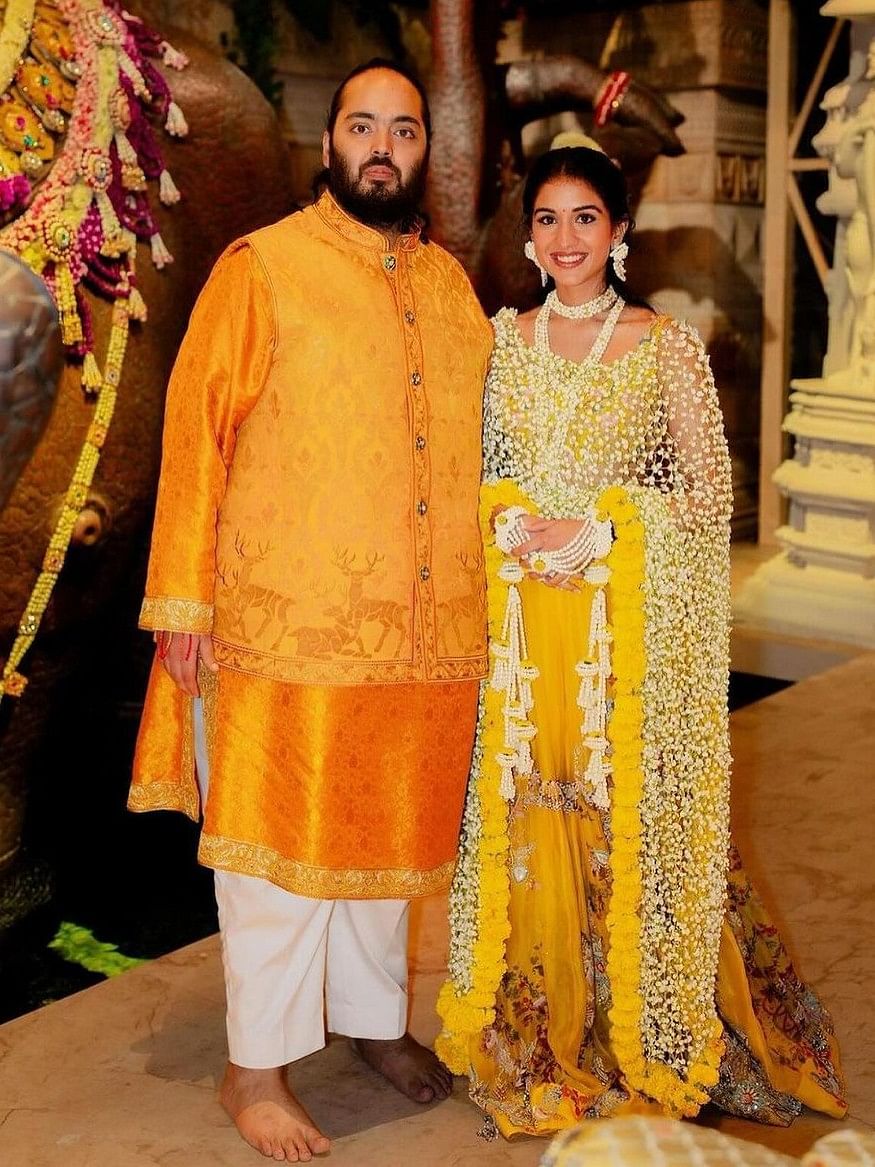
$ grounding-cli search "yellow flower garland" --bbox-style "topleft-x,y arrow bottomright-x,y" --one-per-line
437,481 -> 724,1115
0,3 -> 188,703
0,0 -> 35,95
436,478 -> 527,1062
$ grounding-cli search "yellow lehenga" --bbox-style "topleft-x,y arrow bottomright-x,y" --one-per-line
436,309 -> 847,1137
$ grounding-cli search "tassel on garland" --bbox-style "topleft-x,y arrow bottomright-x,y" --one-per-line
158,168 -> 180,205
127,286 -> 147,322
118,49 -> 149,99
114,131 -> 146,190
150,232 -> 173,269
160,41 -> 189,70
164,101 -> 188,137
576,585 -> 613,810
54,262 -> 83,345
95,191 -> 123,254
489,566 -> 540,803
583,737 -> 611,810
81,350 -> 103,393
497,752 -> 517,802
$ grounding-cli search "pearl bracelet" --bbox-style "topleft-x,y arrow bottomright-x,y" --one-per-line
528,513 -> 613,577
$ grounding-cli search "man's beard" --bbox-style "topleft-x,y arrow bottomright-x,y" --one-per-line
328,146 -> 426,231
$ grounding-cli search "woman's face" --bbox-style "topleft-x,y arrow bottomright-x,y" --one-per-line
529,176 -> 623,298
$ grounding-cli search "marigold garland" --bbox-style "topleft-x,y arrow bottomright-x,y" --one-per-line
0,0 -> 188,705
435,477 -> 527,1063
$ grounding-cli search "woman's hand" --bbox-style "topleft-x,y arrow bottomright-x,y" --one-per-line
512,516 -> 586,590
154,631 -> 218,696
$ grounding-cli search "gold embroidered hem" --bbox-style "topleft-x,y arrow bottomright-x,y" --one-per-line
212,637 -> 487,686
140,596 -> 214,633
198,835 -> 456,900
128,780 -> 199,822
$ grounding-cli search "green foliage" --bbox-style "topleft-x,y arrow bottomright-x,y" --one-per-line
229,0 -> 284,106
227,1 -> 413,107
49,922 -> 145,978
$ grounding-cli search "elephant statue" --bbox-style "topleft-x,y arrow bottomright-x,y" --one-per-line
426,0 -> 684,313
0,4 -> 293,923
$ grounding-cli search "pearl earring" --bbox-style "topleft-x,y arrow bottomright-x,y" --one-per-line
524,239 -> 548,287
610,239 -> 629,281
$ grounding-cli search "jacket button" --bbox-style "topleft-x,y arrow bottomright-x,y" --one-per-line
415,435 -> 426,450
405,310 -> 416,324
419,565 -> 430,582
417,499 -> 428,516
411,371 -> 422,386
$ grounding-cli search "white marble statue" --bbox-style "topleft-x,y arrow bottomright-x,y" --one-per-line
814,41 -> 875,383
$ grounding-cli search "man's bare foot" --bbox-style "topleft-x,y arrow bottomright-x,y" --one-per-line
352,1033 -> 453,1103
220,1063 -> 331,1162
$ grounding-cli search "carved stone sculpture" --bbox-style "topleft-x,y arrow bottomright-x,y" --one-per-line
736,7 -> 875,648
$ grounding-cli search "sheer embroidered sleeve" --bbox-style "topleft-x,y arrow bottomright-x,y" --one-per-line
654,319 -> 733,531
482,308 -> 516,484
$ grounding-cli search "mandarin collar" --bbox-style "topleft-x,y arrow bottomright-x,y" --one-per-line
314,190 -> 421,253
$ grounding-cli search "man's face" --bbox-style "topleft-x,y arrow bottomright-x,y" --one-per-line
323,68 -> 428,229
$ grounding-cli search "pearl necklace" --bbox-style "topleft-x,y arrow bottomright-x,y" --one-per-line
544,285 -> 617,319
535,294 -> 625,365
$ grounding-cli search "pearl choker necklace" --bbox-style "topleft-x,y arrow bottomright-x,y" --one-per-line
544,286 -> 617,319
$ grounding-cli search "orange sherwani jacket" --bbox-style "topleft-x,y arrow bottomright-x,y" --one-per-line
130,192 -> 493,898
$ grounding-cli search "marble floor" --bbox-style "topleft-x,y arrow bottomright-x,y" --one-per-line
0,655 -> 873,1166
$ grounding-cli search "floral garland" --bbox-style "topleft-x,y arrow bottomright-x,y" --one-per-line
0,0 -> 34,94
0,0 -> 188,704
436,481 -> 725,1117
598,486 -> 724,1117
435,478 -> 524,1057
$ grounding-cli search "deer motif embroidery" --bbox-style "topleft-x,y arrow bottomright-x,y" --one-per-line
326,548 -> 408,658
437,551 -> 485,655
216,534 -> 297,653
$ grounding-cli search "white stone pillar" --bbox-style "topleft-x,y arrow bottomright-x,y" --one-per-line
735,2 -> 875,646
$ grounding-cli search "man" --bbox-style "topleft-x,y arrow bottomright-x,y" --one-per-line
129,60 -> 491,1162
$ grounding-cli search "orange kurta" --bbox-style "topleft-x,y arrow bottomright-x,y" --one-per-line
130,193 -> 492,897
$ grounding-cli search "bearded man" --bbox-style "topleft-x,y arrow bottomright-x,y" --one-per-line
129,60 -> 491,1162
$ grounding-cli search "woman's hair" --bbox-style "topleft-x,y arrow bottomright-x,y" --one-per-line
522,146 -> 645,305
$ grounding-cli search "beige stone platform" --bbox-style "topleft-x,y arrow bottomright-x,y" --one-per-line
1,656 -> 873,1166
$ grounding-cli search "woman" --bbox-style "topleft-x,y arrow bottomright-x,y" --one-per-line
436,138 -> 847,1138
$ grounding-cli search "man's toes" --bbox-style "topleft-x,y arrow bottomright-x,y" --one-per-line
415,1082 -> 436,1103
306,1129 -> 330,1156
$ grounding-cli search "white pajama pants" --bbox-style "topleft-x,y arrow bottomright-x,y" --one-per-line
194,701 -> 409,1069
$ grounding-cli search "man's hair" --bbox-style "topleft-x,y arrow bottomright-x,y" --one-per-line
325,58 -> 432,141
